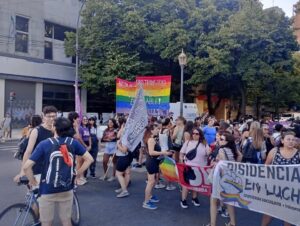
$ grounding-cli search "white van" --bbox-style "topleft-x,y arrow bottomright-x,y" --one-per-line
280,112 -> 300,121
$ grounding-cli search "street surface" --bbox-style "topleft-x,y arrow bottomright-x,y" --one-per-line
0,141 -> 283,226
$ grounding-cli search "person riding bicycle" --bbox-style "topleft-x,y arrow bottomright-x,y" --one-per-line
23,117 -> 93,226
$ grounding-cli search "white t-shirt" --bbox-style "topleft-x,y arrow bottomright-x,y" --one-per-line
180,140 -> 209,166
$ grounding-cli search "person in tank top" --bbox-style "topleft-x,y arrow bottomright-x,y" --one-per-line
143,124 -> 173,210
14,105 -> 57,182
261,131 -> 300,226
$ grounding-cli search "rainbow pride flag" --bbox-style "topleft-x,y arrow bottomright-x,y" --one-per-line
116,76 -> 171,116
116,78 -> 136,114
159,156 -> 178,182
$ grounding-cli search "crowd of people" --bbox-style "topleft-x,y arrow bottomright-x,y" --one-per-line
13,106 -> 300,226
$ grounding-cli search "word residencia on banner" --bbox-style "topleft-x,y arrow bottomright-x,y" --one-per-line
227,162 -> 300,205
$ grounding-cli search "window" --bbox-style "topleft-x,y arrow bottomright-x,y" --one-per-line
44,21 -> 75,41
44,21 -> 75,60
45,22 -> 53,38
44,41 -> 53,60
15,16 -> 29,53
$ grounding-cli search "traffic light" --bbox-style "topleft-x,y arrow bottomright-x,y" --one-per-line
9,91 -> 16,101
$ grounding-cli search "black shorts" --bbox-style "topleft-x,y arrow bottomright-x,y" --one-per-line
172,143 -> 182,152
116,152 -> 133,172
145,157 -> 160,175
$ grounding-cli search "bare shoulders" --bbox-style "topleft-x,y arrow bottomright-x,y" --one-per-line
148,137 -> 155,145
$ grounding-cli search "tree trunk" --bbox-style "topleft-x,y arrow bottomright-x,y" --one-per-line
206,84 -> 213,115
206,84 -> 223,115
256,97 -> 261,120
237,82 -> 246,120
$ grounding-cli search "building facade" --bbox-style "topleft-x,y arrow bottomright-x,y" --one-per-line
294,1 -> 300,44
0,0 -> 87,127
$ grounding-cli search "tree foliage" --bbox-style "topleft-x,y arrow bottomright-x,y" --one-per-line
65,0 -> 299,117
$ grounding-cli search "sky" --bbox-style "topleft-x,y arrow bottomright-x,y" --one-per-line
260,0 -> 297,17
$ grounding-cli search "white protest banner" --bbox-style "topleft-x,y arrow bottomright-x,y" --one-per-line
121,87 -> 148,151
212,161 -> 300,226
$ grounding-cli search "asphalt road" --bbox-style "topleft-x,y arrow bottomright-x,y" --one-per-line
0,141 -> 283,226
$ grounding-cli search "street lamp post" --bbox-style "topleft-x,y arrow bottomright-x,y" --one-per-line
75,0 -> 87,113
178,49 -> 187,117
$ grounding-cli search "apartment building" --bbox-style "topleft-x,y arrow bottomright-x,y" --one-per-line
0,0 -> 87,127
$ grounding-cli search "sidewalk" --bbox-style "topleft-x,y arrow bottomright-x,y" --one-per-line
0,128 -> 23,142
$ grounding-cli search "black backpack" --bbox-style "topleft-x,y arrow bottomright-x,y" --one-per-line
14,127 -> 40,160
41,137 -> 75,191
14,136 -> 29,160
242,139 -> 262,164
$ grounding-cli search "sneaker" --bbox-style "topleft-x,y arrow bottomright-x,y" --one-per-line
154,183 -> 165,189
150,195 -> 160,203
217,205 -> 223,214
221,209 -> 229,218
192,198 -> 200,207
143,201 -> 157,210
132,163 -> 142,168
116,190 -> 129,198
99,175 -> 108,181
90,174 -> 96,179
115,188 -> 122,193
180,200 -> 188,209
77,178 -> 87,186
166,184 -> 176,191
107,176 -> 116,182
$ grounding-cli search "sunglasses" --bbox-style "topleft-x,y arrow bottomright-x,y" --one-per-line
192,132 -> 200,135
220,138 -> 226,141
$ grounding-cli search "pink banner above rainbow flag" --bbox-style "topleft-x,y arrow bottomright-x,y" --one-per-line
116,76 -> 171,116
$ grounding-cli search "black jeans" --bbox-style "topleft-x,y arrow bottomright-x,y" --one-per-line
84,135 -> 99,177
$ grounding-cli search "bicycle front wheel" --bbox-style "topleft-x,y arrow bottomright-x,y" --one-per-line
0,203 -> 39,226
71,193 -> 81,226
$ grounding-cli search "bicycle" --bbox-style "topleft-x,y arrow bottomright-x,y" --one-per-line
0,177 -> 81,226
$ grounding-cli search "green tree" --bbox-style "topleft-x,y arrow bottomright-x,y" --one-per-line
65,0 -> 298,118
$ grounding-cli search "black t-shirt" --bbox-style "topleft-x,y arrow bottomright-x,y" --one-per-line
265,137 -> 273,156
32,126 -> 54,175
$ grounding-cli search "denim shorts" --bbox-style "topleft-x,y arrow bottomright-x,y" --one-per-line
104,142 -> 117,155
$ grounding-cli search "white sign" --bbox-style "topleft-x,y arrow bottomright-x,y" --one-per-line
212,161 -> 300,226
121,88 -> 148,151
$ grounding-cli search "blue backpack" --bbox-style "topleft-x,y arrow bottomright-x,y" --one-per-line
41,137 -> 75,192
242,139 -> 262,164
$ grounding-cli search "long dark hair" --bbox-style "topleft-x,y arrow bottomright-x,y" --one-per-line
185,121 -> 194,136
118,117 -> 126,129
106,118 -> 118,131
193,128 -> 206,144
143,124 -> 158,145
31,115 -> 42,128
220,132 -> 238,160
88,117 -> 97,129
